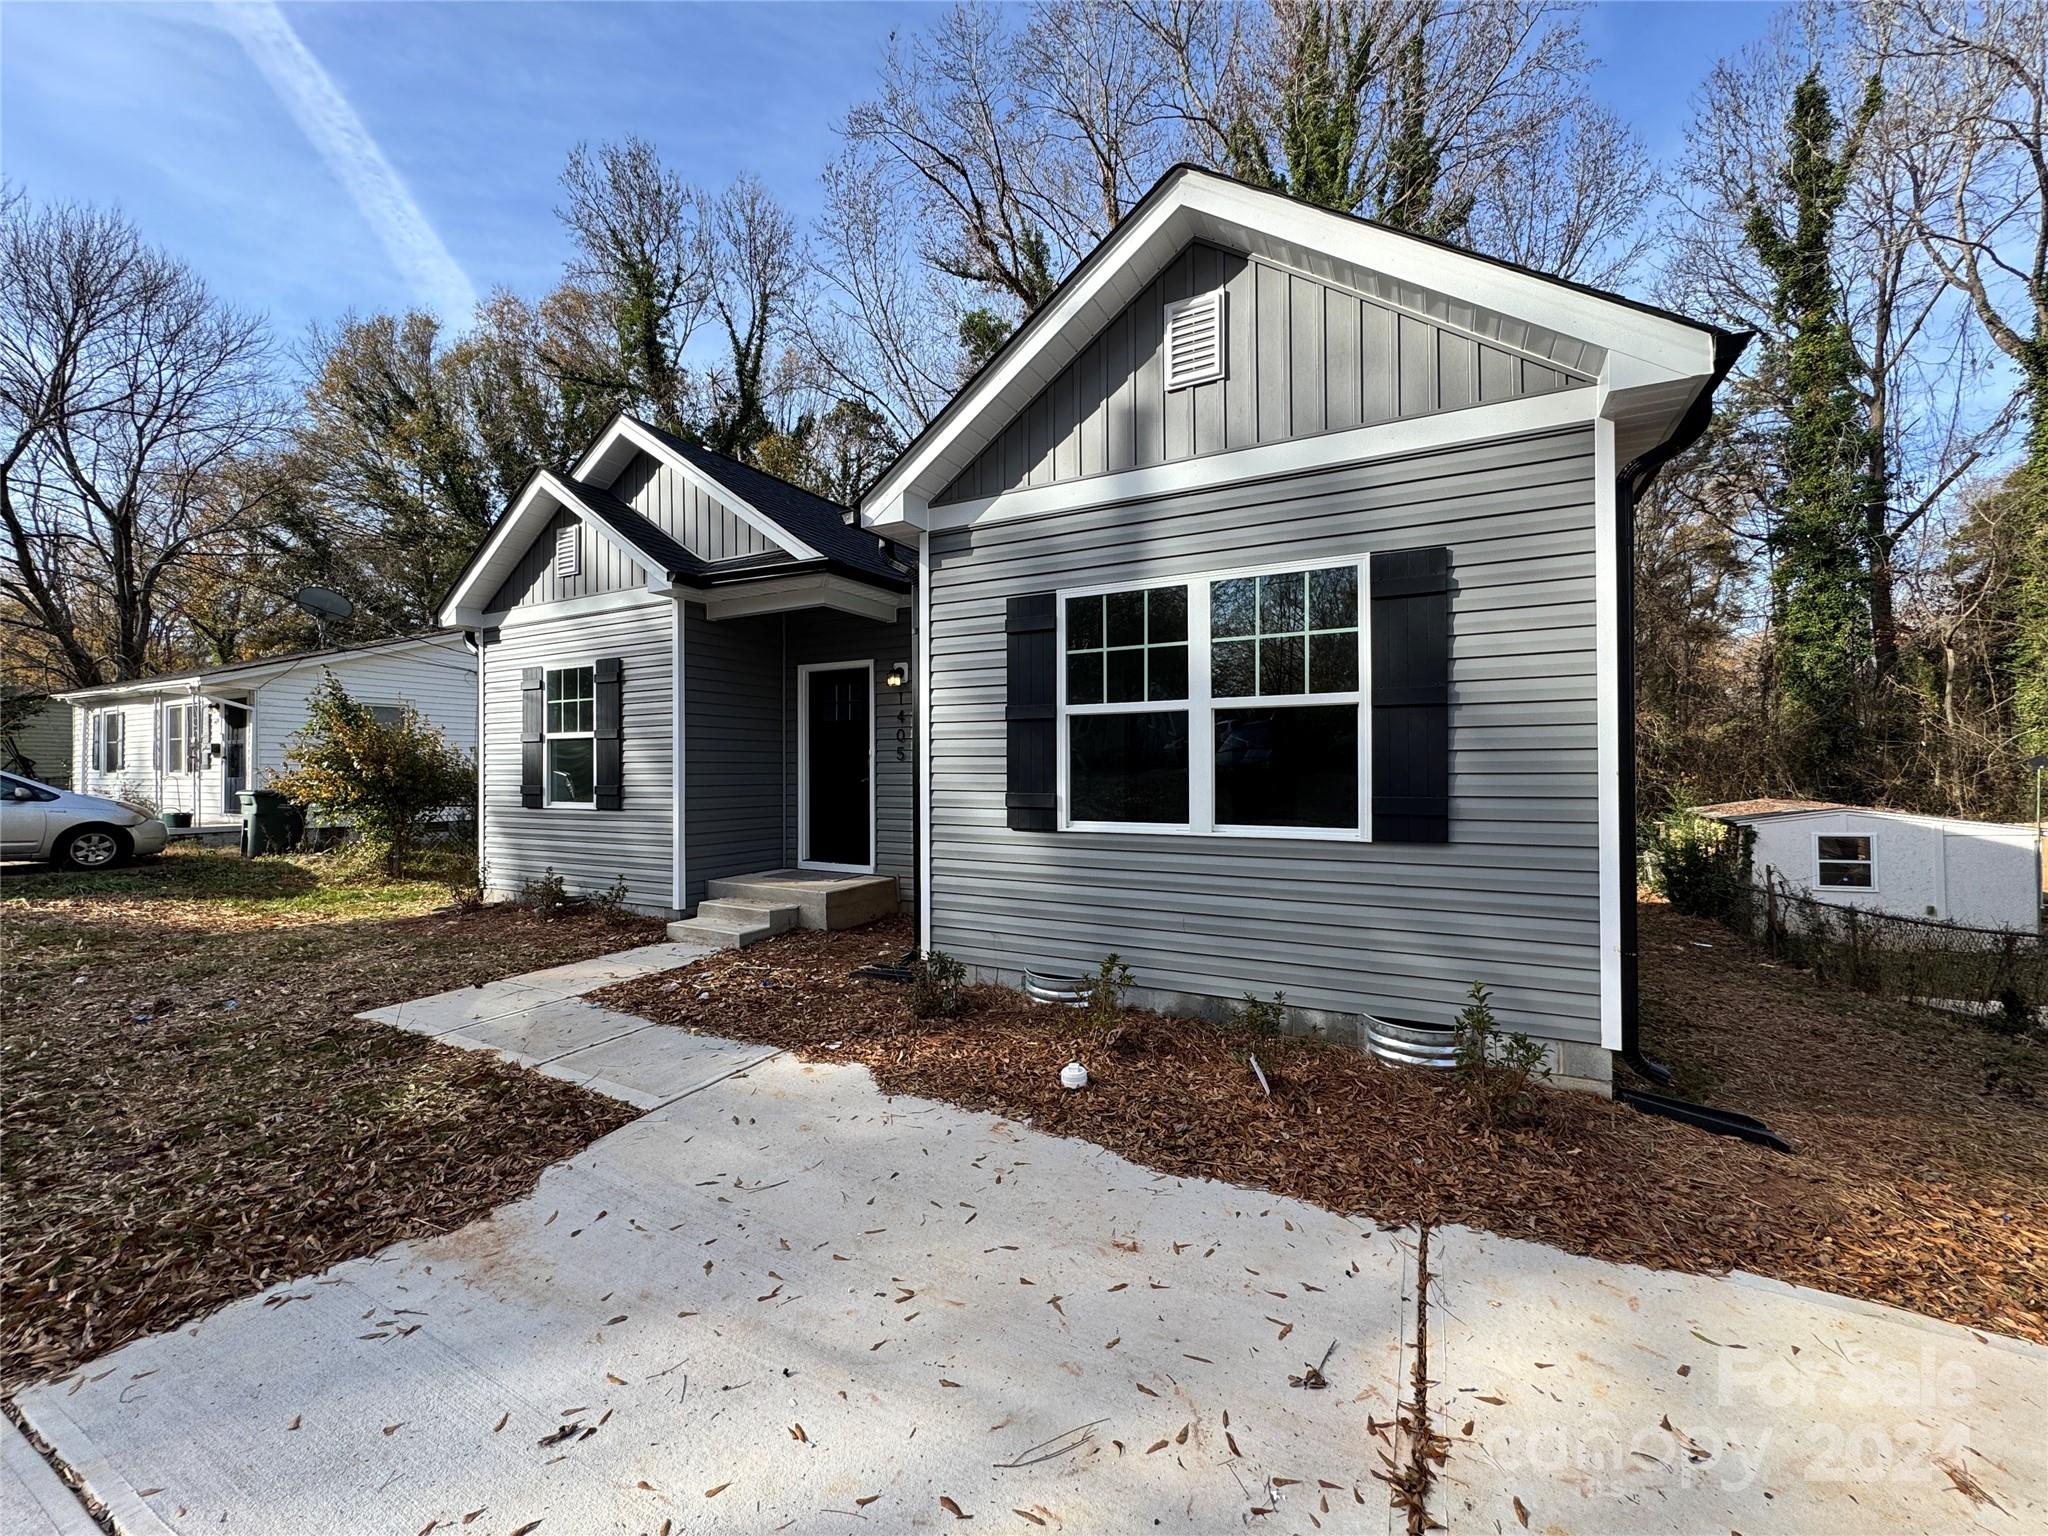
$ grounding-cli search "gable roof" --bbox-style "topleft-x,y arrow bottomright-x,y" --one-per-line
55,632 -> 467,703
860,163 -> 1742,532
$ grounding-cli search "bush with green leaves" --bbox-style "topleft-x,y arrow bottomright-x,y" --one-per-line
270,677 -> 475,877
1451,980 -> 1550,1127
1083,952 -> 1135,1037
592,873 -> 634,924
520,867 -> 569,917
908,949 -> 966,1019
1641,802 -> 1754,920
1227,990 -> 1287,1044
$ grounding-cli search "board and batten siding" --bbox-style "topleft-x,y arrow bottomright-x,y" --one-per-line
488,506 -> 651,611
935,242 -> 1594,506
926,424 -> 1602,1042
483,598 -> 676,912
609,450 -> 777,562
683,607 -> 784,907
252,640 -> 478,768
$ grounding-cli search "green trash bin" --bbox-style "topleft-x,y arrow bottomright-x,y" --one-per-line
237,789 -> 298,857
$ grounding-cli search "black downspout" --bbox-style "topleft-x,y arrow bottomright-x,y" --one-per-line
1614,330 -> 1753,1089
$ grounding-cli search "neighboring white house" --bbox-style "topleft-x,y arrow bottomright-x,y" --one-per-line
56,633 -> 478,827
1702,799 -> 2044,933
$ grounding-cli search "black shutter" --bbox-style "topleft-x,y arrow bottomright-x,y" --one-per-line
1370,547 -> 1451,843
592,657 -> 623,811
1005,593 -> 1057,831
520,668 -> 544,809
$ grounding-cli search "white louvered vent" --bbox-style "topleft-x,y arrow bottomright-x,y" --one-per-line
1164,290 -> 1226,391
554,523 -> 581,579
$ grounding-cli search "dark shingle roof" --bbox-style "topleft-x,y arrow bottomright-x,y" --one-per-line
559,478 -> 705,579
631,420 -> 909,585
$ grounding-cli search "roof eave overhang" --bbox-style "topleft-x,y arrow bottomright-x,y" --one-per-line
860,166 -> 1730,535
574,416 -> 822,561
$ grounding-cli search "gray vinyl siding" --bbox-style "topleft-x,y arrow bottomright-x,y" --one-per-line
489,507 -> 651,611
482,597 -> 676,913
783,608 -> 916,907
683,608 -> 784,907
925,424 -> 1602,1043
935,242 -> 1594,505
611,450 -> 777,562
679,605 -> 918,912
3,699 -> 72,788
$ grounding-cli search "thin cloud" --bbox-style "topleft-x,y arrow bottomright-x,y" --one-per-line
218,1 -> 477,321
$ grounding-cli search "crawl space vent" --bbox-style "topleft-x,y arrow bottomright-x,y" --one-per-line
554,523 -> 581,579
1164,290 -> 1225,390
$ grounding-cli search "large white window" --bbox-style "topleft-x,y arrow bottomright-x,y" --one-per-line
1816,834 -> 1875,890
1058,557 -> 1368,839
543,665 -> 595,806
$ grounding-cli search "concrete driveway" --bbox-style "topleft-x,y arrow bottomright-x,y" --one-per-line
12,983 -> 2047,1534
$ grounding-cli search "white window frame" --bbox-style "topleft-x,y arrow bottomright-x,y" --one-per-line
542,663 -> 596,809
1056,554 -> 1372,842
163,702 -> 190,773
1814,831 -> 1877,892
95,709 -> 126,774
366,703 -> 404,726
796,659 -> 878,876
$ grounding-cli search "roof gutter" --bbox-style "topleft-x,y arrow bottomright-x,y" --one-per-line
1614,328 -> 1752,1090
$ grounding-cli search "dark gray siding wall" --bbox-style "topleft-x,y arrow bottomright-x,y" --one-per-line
926,425 -> 1601,1042
935,243 -> 1594,505
683,607 -> 784,907
489,506 -> 650,610
613,451 -> 777,561
482,597 -> 676,912
784,609 -> 917,908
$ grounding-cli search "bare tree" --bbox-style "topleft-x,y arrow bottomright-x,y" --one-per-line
0,195 -> 281,686
701,177 -> 808,459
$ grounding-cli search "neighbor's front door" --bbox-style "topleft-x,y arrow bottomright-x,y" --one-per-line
221,704 -> 249,815
802,664 -> 871,870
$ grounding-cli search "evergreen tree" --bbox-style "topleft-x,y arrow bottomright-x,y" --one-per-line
1744,70 -> 1884,795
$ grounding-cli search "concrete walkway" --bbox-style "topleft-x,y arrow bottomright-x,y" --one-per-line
3,1418 -> 98,1536
11,943 -> 2047,1533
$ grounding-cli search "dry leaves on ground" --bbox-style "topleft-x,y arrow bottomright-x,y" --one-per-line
594,903 -> 2045,1344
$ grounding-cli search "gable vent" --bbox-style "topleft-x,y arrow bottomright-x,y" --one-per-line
554,523 -> 581,579
1164,290 -> 1225,391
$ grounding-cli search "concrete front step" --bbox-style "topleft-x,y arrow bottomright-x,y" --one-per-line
706,870 -> 898,931
665,898 -> 801,950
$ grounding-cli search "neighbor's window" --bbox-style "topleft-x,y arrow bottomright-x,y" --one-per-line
543,665 -> 595,806
95,710 -> 126,773
1059,560 -> 1366,836
1816,834 -> 1874,889
368,704 -> 403,726
163,702 -> 189,772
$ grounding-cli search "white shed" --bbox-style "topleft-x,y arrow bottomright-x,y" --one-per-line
57,634 -> 477,829
1701,800 -> 2044,933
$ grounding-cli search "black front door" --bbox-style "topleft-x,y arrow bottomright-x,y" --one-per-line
805,666 -> 870,868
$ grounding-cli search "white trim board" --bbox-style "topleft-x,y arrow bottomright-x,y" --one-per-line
442,469 -> 677,627
795,659 -> 878,877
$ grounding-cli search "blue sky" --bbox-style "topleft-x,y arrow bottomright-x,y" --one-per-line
2,1 -> 1781,345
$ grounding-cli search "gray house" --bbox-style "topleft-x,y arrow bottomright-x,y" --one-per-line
450,167 -> 1741,1091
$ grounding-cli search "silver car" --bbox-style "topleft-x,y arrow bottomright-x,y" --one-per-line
0,772 -> 170,869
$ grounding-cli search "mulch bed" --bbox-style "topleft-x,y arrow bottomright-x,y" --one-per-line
2,862 -> 664,1391
595,905 -> 2047,1344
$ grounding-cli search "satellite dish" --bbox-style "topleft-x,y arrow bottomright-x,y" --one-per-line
294,586 -> 355,622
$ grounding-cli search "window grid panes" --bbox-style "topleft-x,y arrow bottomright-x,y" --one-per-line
544,666 -> 595,806
1210,567 -> 1358,698
1065,587 -> 1188,706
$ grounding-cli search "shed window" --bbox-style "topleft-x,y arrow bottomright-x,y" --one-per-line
1816,834 -> 1874,889
544,665 -> 595,806
1059,559 -> 1366,837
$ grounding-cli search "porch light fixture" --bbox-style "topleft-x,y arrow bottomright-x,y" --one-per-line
886,661 -> 909,690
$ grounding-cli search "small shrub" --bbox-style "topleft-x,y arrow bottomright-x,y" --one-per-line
592,874 -> 634,924
1083,952 -> 1134,1037
324,831 -> 396,884
520,867 -> 569,918
1641,803 -> 1753,921
1227,990 -> 1287,1044
1991,984 -> 2038,1038
449,854 -> 487,912
1452,980 -> 1550,1126
908,949 -> 966,1019
270,678 -> 475,877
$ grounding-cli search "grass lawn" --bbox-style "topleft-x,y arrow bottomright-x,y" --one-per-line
1,844 -> 664,1391
595,900 -> 2047,1344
